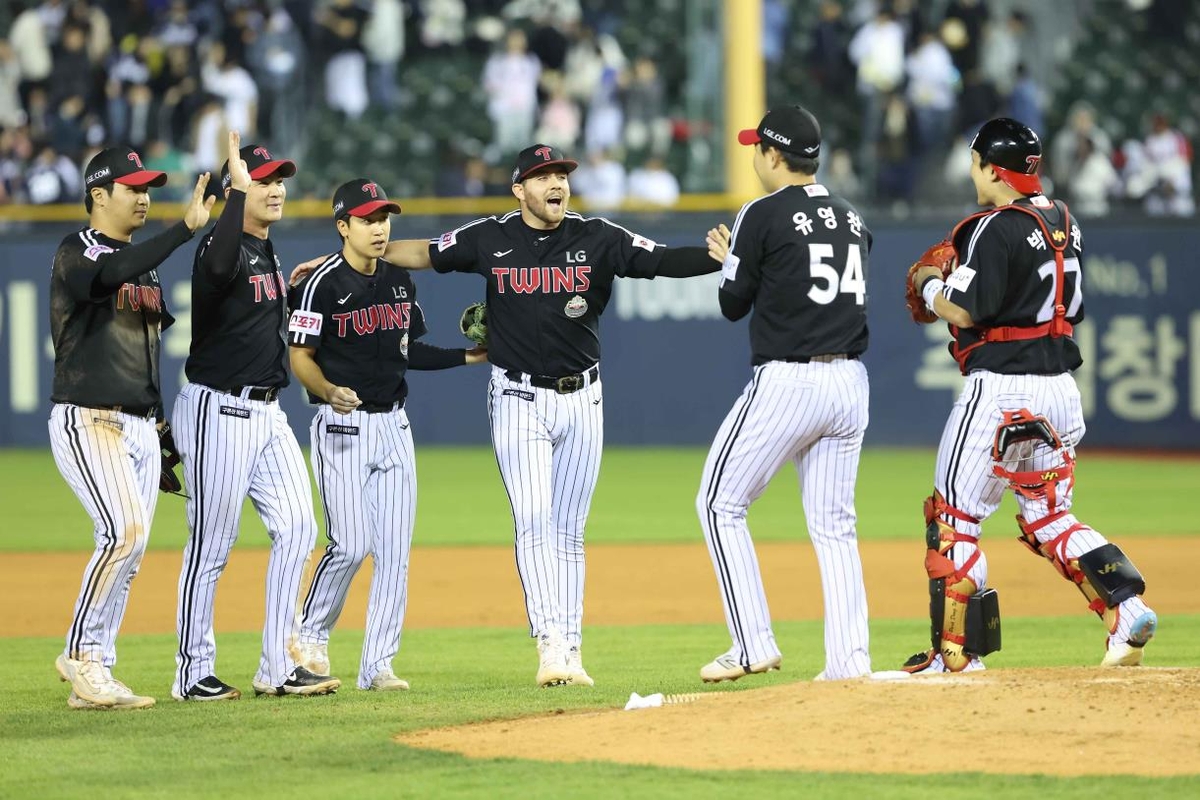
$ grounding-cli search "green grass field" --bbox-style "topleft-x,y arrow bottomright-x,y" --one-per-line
5,447 -> 1200,552
3,447 -> 1199,798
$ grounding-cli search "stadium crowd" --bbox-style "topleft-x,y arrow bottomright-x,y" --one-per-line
0,0 -> 1193,215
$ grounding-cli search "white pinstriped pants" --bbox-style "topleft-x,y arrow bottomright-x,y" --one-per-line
172,383 -> 317,694
48,404 -> 159,665
487,366 -> 603,646
698,359 -> 872,679
933,370 -> 1152,644
299,404 -> 416,689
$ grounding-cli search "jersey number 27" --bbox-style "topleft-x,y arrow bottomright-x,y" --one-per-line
1036,257 -> 1083,322
807,243 -> 866,305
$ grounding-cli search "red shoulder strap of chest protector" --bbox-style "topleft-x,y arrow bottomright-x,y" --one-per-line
950,202 -> 1074,374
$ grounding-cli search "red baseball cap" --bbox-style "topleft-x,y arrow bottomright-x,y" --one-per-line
332,178 -> 402,219
220,143 -> 297,190
83,147 -> 167,190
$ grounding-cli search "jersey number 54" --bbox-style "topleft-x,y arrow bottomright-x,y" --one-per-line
807,243 -> 866,306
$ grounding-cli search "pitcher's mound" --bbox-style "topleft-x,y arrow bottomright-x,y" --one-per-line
398,667 -> 1200,776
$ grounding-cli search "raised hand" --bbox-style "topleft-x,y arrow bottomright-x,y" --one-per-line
227,130 -> 251,192
183,172 -> 217,232
706,223 -> 731,263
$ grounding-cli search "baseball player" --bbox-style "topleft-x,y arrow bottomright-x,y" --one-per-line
902,117 -> 1157,673
319,144 -> 726,687
697,106 -> 874,684
49,147 -> 215,709
287,178 -> 487,691
172,131 -> 338,701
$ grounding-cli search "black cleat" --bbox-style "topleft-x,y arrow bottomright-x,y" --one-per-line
173,675 -> 242,701
252,666 -> 341,697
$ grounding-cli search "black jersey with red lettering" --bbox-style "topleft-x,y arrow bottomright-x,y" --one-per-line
427,209 -> 666,376
185,228 -> 290,389
939,196 -> 1084,375
50,226 -> 185,409
288,254 -> 428,407
719,183 -> 871,365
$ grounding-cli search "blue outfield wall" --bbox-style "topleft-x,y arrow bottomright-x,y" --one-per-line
0,212 -> 1196,448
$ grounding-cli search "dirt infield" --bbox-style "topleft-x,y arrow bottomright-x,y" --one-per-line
398,667 -> 1200,776
4,537 -> 1199,637
7,538 -> 1198,777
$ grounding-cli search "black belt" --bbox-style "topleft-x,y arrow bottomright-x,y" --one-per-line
89,404 -> 157,419
780,354 -> 859,364
226,385 -> 281,402
358,401 -> 402,413
504,365 -> 599,394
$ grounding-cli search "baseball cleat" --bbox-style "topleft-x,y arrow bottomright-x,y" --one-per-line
699,653 -> 782,683
1101,611 -> 1157,667
67,690 -> 153,710
901,649 -> 986,674
253,666 -> 340,697
367,670 -> 410,691
56,654 -> 115,707
535,632 -> 572,687
172,675 -> 242,701
565,646 -> 595,687
102,676 -> 156,709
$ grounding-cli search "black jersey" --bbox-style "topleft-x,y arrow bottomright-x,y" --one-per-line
942,196 -> 1084,375
50,226 -> 187,410
288,254 -> 428,407
185,228 -> 290,389
720,183 -> 871,366
427,210 -> 666,376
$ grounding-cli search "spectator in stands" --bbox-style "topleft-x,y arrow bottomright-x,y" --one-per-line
24,140 -> 78,204
153,44 -> 200,150
1006,64 -> 1043,140
317,0 -> 369,120
810,1 -> 851,94
980,11 -> 1024,98
535,71 -> 581,150
623,55 -> 670,157
482,28 -> 541,157
420,0 -> 467,49
942,0 -> 988,76
143,137 -> 189,201
105,35 -> 151,145
0,126 -> 34,202
190,91 -> 225,174
526,11 -> 570,73
1050,102 -> 1112,190
248,5 -> 306,154
503,0 -> 582,27
626,155 -> 679,207
1064,135 -> 1119,217
762,0 -> 788,68
155,0 -> 198,49
848,4 -> 905,197
51,92 -> 87,154
201,42 -> 258,137
47,22 -> 93,108
362,0 -> 404,114
26,85 -> 52,140
1129,111 -> 1195,216
571,147 -> 625,209
9,3 -> 53,109
561,24 -> 625,111
0,42 -> 23,128
905,29 -> 958,159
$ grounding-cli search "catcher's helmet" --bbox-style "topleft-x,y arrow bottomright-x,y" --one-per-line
970,117 -> 1043,195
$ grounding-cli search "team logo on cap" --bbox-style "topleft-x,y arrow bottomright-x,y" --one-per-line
1025,155 -> 1042,174
763,128 -> 792,146
128,152 -> 144,169
253,146 -> 272,160
564,294 -> 588,319
534,146 -> 553,161
362,182 -> 379,198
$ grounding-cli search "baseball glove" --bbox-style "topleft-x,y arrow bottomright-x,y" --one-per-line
905,237 -> 957,324
460,302 -> 488,346
159,422 -> 185,497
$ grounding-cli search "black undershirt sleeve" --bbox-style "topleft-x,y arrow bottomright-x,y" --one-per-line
656,246 -> 720,278
92,222 -> 194,294
198,190 -> 247,285
718,287 -> 752,321
407,341 -> 467,370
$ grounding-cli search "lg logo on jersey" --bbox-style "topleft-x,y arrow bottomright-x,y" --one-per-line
492,266 -> 591,294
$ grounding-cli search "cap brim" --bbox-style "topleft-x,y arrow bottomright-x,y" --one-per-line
345,200 -> 402,217
737,128 -> 762,146
115,170 -> 168,188
994,165 -> 1043,194
249,160 -> 297,181
515,159 -> 579,183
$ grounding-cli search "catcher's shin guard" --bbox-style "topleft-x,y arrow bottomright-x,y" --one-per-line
918,492 -> 1000,671
1017,515 -> 1146,631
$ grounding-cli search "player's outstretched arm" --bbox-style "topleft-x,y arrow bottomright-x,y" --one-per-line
914,266 -> 975,328
383,239 -> 434,270
406,340 -> 486,370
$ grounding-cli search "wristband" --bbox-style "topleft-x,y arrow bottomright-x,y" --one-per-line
921,277 -> 945,314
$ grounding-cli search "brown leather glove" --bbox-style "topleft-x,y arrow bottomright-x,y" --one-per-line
905,238 -> 957,324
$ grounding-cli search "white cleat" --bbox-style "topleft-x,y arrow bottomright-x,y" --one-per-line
565,646 -> 595,687
1101,611 -> 1157,667
535,632 -> 572,687
56,655 -> 115,707
367,670 -> 410,691
700,653 -> 782,683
